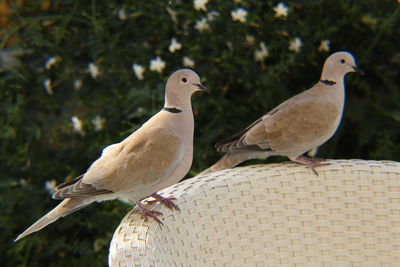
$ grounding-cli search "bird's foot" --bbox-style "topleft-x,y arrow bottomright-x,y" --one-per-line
134,201 -> 163,224
146,193 -> 180,211
292,156 -> 327,176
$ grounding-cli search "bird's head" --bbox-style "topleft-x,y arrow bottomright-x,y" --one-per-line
322,51 -> 363,80
166,68 -> 209,95
164,69 -> 209,109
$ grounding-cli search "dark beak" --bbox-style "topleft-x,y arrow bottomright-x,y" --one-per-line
196,83 -> 210,93
352,66 -> 364,75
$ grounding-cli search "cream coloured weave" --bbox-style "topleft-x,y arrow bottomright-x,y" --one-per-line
109,159 -> 400,267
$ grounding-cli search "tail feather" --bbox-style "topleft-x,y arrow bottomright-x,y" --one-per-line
197,152 -> 253,176
197,151 -> 273,177
14,198 -> 89,242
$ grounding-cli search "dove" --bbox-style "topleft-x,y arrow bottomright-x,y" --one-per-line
15,69 -> 209,242
199,51 -> 362,176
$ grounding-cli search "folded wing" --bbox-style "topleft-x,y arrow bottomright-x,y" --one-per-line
53,127 -> 184,199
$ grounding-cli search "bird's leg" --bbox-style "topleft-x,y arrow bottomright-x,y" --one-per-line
146,193 -> 180,211
133,201 -> 163,224
291,155 -> 327,176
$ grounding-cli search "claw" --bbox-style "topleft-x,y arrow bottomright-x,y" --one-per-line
134,201 -> 164,224
146,193 -> 180,211
292,156 -> 327,176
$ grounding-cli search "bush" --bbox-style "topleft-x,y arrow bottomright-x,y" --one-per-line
1,0 -> 399,266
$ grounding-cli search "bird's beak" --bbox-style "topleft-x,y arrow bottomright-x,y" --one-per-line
352,66 -> 364,75
196,83 -> 210,93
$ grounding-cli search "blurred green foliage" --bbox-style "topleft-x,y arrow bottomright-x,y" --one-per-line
1,0 -> 399,266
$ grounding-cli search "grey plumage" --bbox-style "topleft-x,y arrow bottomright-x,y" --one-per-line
199,51 -> 362,176
15,69 -> 208,241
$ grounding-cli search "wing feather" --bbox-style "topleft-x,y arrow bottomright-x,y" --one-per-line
215,96 -> 339,154
53,126 -> 183,199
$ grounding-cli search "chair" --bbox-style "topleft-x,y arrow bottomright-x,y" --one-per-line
109,159 -> 400,266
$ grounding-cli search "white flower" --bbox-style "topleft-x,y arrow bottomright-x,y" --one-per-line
45,56 -> 61,69
183,56 -> 195,68
118,8 -> 128,20
246,35 -> 255,46
19,179 -> 27,187
254,42 -> 269,62
169,38 -> 182,53
91,115 -> 106,131
273,2 -> 289,18
149,56 -> 166,73
226,41 -> 233,51
88,62 -> 100,79
44,180 -> 57,194
71,116 -> 85,136
74,79 -> 83,90
0,48 -> 28,70
43,78 -> 53,95
207,10 -> 220,21
318,39 -> 330,52
195,17 -> 210,32
289,37 -> 303,53
231,8 -> 248,23
132,64 -> 145,80
194,0 -> 208,11
166,7 -> 178,24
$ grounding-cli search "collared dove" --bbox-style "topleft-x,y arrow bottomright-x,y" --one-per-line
199,51 -> 362,176
15,69 -> 208,242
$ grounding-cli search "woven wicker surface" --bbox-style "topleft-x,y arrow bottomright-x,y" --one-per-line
108,159 -> 400,267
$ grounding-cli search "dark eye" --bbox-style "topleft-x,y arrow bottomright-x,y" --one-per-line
340,59 -> 346,64
181,77 -> 188,83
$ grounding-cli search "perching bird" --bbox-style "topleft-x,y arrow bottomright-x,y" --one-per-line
15,69 -> 208,242
199,51 -> 362,176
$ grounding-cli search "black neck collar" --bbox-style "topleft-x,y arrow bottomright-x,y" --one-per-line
320,79 -> 337,86
163,107 -> 182,113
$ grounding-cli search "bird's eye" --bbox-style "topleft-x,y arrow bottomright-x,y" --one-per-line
181,77 -> 188,83
340,59 -> 346,64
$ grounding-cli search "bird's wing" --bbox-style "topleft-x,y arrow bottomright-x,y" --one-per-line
215,90 -> 308,152
262,97 -> 340,153
53,126 -> 184,199
216,96 -> 339,154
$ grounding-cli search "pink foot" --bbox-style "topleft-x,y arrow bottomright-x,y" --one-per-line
133,201 -> 163,224
146,193 -> 180,211
292,156 -> 327,176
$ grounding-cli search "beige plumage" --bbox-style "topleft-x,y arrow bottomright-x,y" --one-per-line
199,51 -> 362,176
15,69 -> 208,241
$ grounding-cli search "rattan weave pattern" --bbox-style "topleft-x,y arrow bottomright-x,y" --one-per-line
109,160 -> 400,266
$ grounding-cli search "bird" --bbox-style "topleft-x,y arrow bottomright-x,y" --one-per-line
15,69 -> 209,242
199,51 -> 362,176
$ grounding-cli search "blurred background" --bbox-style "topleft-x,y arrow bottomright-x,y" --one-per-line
1,0 -> 399,266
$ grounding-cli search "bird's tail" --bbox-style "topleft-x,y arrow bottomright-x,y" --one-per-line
197,152 -> 262,177
14,198 -> 90,242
